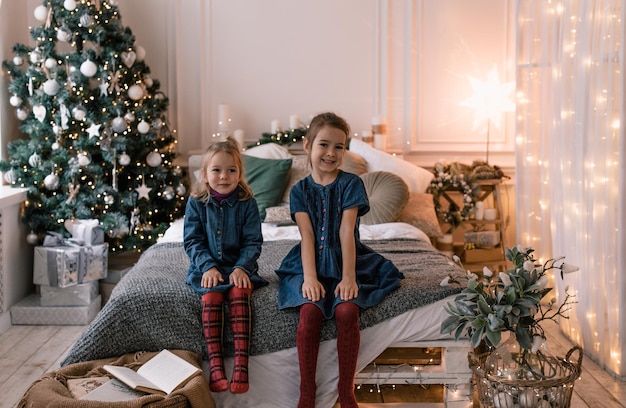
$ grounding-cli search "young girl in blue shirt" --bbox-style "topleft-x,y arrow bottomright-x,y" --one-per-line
276,112 -> 404,408
184,137 -> 267,394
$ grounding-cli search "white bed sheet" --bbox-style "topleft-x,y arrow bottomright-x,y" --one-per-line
159,218 -> 452,408
159,218 -> 431,244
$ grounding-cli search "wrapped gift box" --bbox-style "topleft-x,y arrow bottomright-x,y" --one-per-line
82,243 -> 109,282
41,280 -> 100,306
10,294 -> 101,325
464,231 -> 501,248
70,219 -> 105,245
33,246 -> 83,288
458,247 -> 503,263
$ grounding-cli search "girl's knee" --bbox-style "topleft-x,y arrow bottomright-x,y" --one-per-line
334,302 -> 359,324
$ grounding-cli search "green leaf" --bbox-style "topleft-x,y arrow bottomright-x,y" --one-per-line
515,326 -> 533,349
486,328 -> 501,347
440,315 -> 461,334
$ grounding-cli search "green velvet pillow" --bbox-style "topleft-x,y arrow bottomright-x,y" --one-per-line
243,155 -> 292,219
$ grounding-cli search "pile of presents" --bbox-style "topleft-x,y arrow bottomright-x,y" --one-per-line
10,220 -> 125,325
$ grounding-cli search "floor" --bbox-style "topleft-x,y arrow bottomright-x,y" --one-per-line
1,322 -> 625,408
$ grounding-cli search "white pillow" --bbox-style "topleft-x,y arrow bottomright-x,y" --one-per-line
349,138 -> 433,193
243,143 -> 293,160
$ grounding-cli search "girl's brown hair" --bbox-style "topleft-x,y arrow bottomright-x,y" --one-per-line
190,137 -> 254,202
305,112 -> 350,146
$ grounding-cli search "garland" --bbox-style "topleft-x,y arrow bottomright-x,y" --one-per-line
427,162 -> 478,230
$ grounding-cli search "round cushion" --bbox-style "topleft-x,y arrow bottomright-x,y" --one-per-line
360,171 -> 409,225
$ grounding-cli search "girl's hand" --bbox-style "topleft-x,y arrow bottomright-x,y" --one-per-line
302,279 -> 326,302
201,268 -> 223,288
335,279 -> 359,301
230,268 -> 251,289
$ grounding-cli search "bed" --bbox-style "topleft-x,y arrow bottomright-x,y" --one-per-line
61,140 -> 474,407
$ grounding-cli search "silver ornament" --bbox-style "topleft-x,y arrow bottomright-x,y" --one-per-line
176,184 -> 187,196
57,26 -> 72,43
72,106 -> 87,120
146,151 -> 162,167
124,111 -> 135,122
43,79 -> 61,96
118,153 -> 131,166
28,153 -> 41,168
64,0 -> 77,11
80,14 -> 93,27
104,194 -> 115,205
13,55 -> 24,66
44,58 -> 57,70
16,109 -> 28,121
4,169 -> 16,184
27,231 -> 39,245
162,186 -> 175,200
77,153 -> 91,167
137,120 -> 150,134
111,116 -> 127,133
9,95 -> 22,107
52,141 -> 60,150
44,173 -> 60,190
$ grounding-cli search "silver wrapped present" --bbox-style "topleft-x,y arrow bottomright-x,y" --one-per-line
33,246 -> 84,288
464,230 -> 501,248
41,280 -> 100,306
82,243 -> 109,282
70,219 -> 105,245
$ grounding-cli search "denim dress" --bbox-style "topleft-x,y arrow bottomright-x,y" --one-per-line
276,171 -> 404,318
184,189 -> 268,294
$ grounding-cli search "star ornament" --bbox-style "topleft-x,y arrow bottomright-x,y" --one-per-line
459,66 -> 515,132
136,180 -> 152,200
86,123 -> 102,138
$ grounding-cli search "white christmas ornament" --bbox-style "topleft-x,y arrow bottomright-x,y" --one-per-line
33,105 -> 47,122
104,195 -> 115,205
121,51 -> 136,68
80,60 -> 97,77
146,152 -> 162,167
30,48 -> 42,64
13,55 -> 24,66
16,109 -> 28,121
124,111 -> 135,122
72,106 -> 87,120
143,76 -> 153,88
44,58 -> 58,70
127,84 -> 144,101
28,153 -> 42,168
112,116 -> 127,133
137,120 -> 150,134
3,169 -> 16,184
43,79 -> 61,96
9,95 -> 22,107
52,141 -> 60,150
77,153 -> 91,167
162,186 -> 175,200
27,231 -> 39,245
118,153 -> 131,166
34,5 -> 48,21
64,0 -> 77,11
57,26 -> 72,43
80,14 -> 93,27
44,173 -> 60,190
176,184 -> 187,196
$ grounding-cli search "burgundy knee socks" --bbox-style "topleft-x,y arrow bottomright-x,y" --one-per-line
201,291 -> 228,392
228,286 -> 253,394
296,303 -> 323,408
335,302 -> 360,408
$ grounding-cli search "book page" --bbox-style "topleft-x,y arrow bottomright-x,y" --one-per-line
81,379 -> 145,401
103,364 -> 163,394
136,349 -> 201,394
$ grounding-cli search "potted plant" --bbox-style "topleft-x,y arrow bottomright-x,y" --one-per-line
440,246 -> 583,407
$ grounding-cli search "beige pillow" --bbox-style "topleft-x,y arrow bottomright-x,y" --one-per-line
396,193 -> 443,238
360,171 -> 409,225
264,205 -> 294,226
281,155 -> 310,203
340,150 -> 367,175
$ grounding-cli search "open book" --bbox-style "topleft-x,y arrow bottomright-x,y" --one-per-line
103,349 -> 202,395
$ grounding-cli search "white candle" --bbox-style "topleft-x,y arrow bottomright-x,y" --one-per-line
372,116 -> 387,135
233,129 -> 245,149
218,104 -> 230,131
474,201 -> 485,220
289,114 -> 301,129
271,119 -> 281,134
374,133 -> 386,150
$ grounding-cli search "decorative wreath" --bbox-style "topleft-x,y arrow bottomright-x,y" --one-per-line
427,162 -> 478,230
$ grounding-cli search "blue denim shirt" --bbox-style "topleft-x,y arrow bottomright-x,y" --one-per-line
183,189 -> 266,294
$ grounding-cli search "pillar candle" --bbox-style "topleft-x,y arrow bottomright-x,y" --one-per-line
218,104 -> 230,131
233,129 -> 245,149
271,119 -> 281,134
289,114 -> 301,129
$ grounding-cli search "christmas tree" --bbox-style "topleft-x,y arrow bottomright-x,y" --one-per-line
0,0 -> 187,252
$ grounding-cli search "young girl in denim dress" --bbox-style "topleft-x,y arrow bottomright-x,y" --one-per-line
276,112 -> 404,408
184,137 -> 267,394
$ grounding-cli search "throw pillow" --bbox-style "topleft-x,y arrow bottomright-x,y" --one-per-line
396,193 -> 443,238
349,138 -> 434,193
340,150 -> 368,175
282,155 -> 310,204
243,155 -> 292,219
360,171 -> 410,225
243,143 -> 292,160
264,205 -> 294,226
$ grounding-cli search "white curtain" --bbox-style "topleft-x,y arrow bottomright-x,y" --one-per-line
516,0 -> 625,378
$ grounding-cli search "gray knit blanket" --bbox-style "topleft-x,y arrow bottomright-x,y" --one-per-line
62,239 -> 462,366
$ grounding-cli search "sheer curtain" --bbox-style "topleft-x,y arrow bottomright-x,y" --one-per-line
516,0 -> 625,378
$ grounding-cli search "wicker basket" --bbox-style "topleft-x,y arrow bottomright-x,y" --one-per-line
468,346 -> 583,408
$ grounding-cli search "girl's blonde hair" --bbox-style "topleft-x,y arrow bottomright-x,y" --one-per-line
190,137 -> 254,202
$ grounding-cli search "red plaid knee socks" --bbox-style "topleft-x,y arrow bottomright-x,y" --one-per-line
296,303 -> 323,408
228,286 -> 253,394
201,291 -> 228,393
335,302 -> 360,408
